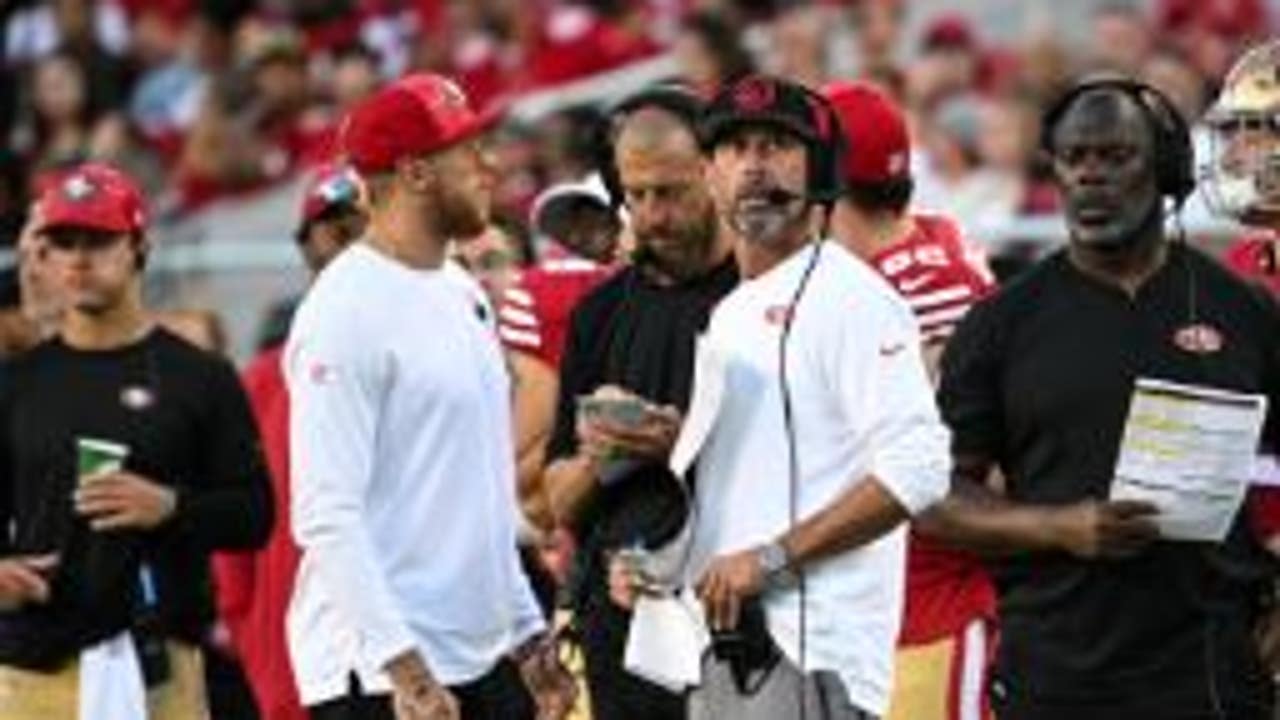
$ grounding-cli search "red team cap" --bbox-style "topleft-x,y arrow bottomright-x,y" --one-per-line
822,81 -> 911,185
299,163 -> 361,227
340,73 -> 502,174
39,163 -> 148,234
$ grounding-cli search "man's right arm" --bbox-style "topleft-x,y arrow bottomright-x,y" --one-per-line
925,296 -> 1158,559
0,363 -> 57,609
543,305 -> 603,526
285,320 -> 439,693
919,454 -> 1160,559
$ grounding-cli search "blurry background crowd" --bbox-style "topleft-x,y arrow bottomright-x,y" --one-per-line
0,0 -> 1272,359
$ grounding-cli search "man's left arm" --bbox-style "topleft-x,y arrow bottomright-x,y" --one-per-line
171,359 -> 274,550
74,360 -> 274,549
786,304 -> 950,561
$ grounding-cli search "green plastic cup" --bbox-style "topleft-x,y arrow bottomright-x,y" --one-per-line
76,438 -> 129,481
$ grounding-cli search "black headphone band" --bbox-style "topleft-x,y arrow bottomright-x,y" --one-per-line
1041,77 -> 1194,205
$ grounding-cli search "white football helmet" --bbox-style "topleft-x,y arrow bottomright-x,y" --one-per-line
1203,40 -> 1280,224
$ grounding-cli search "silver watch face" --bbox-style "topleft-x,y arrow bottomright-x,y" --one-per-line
759,542 -> 788,575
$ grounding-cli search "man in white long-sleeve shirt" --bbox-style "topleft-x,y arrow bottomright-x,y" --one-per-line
687,74 -> 951,720
284,73 -> 546,720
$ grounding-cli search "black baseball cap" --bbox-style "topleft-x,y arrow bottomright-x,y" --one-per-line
699,74 -> 833,152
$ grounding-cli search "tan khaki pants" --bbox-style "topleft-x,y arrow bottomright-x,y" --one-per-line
0,641 -> 207,720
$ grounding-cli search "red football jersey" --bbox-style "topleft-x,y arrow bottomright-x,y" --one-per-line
868,213 -> 998,645
1222,230 -> 1280,545
1224,230 -> 1280,297
498,258 -> 612,369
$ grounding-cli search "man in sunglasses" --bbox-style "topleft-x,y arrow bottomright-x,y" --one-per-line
213,163 -> 366,720
0,162 -> 272,718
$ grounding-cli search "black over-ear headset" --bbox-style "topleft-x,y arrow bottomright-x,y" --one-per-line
1040,76 -> 1195,207
794,85 -> 847,207
596,84 -> 707,209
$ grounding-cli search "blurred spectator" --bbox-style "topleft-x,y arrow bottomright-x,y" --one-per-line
674,10 -> 754,98
128,10 -> 221,160
539,105 -> 609,184
762,2 -> 829,87
0,268 -> 41,358
5,0 -> 130,68
915,93 -> 1023,234
526,1 -> 660,88
0,150 -> 30,247
175,77 -> 286,211
452,222 -> 530,308
20,51 -> 117,173
977,96 -> 1059,215
1088,2 -> 1153,74
907,14 -> 982,110
528,175 -> 621,263
14,200 -> 64,338
1157,0 -> 1270,45
1140,48 -> 1209,122
328,43 -> 383,113
241,26 -> 335,169
848,0 -> 906,78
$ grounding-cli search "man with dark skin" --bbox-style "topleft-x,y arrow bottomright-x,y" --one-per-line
925,80 -> 1280,719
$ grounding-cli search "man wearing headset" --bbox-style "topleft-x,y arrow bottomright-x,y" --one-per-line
683,74 -> 949,720
927,76 -> 1280,719
543,85 -> 737,720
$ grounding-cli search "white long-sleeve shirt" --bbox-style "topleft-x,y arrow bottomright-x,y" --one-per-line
284,243 -> 543,706
689,241 -> 950,716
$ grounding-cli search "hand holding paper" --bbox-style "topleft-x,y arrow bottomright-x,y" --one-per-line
1110,379 -> 1268,542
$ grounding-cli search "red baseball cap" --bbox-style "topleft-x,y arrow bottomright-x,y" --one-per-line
38,163 -> 147,234
299,163 -> 361,229
340,72 -> 502,174
822,81 -> 911,185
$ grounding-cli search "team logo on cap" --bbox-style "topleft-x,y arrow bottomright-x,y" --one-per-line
62,174 -> 97,202
888,151 -> 908,176
439,79 -> 467,109
733,77 -> 776,113
1173,323 -> 1224,354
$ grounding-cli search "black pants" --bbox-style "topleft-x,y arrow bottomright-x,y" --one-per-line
579,594 -> 685,720
308,659 -> 535,720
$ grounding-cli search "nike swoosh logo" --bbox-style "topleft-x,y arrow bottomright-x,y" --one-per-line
880,343 -> 905,357
898,273 -> 936,293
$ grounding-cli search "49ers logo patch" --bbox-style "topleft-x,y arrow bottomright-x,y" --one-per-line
764,304 -> 793,326
1173,323 -> 1224,354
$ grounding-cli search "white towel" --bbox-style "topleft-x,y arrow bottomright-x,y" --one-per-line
624,589 -> 710,693
78,632 -> 147,720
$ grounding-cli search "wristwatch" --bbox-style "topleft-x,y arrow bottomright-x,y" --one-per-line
756,540 -> 799,590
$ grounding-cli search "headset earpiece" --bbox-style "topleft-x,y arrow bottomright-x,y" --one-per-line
1041,77 -> 1195,207
798,88 -> 847,205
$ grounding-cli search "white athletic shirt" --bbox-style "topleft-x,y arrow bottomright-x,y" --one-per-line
284,243 -> 543,705
689,241 -> 950,716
